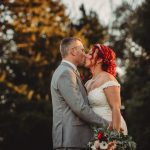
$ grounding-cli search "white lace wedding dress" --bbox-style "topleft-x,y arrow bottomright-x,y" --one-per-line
87,80 -> 128,135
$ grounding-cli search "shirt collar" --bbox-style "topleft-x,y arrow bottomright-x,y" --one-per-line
62,59 -> 77,71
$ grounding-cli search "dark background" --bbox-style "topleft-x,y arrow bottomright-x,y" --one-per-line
0,0 -> 150,150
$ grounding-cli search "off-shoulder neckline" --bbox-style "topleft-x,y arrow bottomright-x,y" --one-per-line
88,80 -> 120,94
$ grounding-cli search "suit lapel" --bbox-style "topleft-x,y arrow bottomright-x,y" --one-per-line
74,71 -> 87,94
61,62 -> 87,95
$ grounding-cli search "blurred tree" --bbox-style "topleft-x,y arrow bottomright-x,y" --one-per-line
0,0 -> 69,101
69,4 -> 109,48
110,1 -> 150,149
0,0 -> 70,149
124,0 -> 150,149
124,56 -> 150,150
130,0 -> 150,55
0,1 -> 113,150
109,3 -> 133,60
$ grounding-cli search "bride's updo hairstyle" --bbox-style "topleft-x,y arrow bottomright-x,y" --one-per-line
91,44 -> 116,77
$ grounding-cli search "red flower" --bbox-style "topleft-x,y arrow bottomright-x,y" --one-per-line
97,131 -> 103,140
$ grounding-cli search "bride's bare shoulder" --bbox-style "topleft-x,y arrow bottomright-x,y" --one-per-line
99,71 -> 117,83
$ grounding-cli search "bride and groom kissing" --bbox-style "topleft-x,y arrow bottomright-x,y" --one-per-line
51,37 -> 128,150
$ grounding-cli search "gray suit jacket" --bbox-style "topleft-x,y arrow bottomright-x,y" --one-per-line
50,62 -> 108,149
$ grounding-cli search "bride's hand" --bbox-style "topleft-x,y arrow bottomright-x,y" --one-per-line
119,127 -> 124,133
107,121 -> 113,130
107,122 -> 124,133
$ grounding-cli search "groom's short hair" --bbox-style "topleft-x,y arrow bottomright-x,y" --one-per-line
60,37 -> 81,58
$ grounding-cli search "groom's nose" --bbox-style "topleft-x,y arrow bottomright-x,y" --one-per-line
81,52 -> 86,57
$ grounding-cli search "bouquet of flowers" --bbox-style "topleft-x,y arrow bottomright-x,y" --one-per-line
88,127 -> 136,150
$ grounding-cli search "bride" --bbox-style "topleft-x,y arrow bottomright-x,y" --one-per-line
85,44 -> 127,135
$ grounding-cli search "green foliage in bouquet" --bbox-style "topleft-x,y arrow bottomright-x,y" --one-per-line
88,128 -> 136,150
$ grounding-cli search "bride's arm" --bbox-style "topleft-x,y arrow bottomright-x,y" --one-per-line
104,86 -> 121,132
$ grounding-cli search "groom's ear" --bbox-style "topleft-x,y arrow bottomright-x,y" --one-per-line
70,48 -> 76,56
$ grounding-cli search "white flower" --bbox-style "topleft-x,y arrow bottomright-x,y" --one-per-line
91,140 -> 100,150
91,145 -> 97,150
100,141 -> 108,149
88,141 -> 92,147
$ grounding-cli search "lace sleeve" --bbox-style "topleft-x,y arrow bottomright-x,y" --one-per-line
101,81 -> 120,89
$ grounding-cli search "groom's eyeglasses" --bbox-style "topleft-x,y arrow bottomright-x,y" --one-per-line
70,46 -> 86,53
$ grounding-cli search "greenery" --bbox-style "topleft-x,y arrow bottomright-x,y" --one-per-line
88,127 -> 136,150
109,0 -> 150,149
0,0 -> 150,149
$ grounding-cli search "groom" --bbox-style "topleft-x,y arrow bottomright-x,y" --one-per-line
51,37 -> 109,150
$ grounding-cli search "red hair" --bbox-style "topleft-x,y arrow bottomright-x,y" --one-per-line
90,44 -> 116,77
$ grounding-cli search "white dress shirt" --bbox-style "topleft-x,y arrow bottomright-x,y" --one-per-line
62,60 -> 77,70
62,60 -> 80,76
